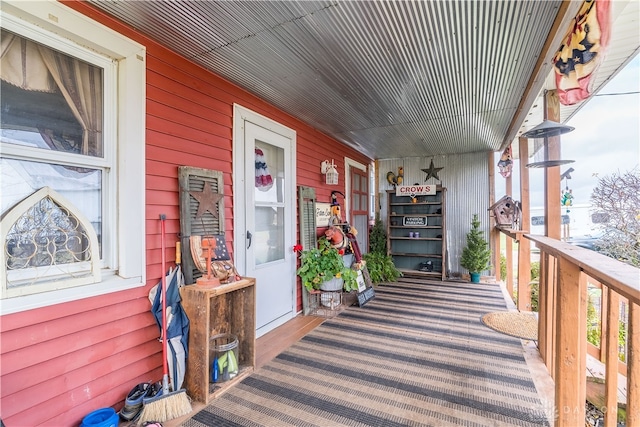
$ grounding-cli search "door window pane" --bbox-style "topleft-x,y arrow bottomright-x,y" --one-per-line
254,206 -> 284,265
255,141 -> 284,204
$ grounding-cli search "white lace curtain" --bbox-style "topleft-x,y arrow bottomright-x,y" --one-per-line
0,29 -> 103,157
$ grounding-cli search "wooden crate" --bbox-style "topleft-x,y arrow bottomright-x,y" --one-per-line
179,278 -> 256,403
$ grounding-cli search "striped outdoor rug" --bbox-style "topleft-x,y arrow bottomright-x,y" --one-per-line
184,279 -> 551,427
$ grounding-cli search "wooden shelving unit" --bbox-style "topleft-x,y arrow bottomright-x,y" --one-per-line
387,187 -> 447,280
179,277 -> 256,404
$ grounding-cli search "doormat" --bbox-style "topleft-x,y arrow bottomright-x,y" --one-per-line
481,311 -> 538,340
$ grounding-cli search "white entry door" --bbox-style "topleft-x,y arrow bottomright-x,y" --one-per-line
233,106 -> 296,337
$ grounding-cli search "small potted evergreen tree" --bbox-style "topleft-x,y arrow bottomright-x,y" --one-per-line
460,214 -> 491,283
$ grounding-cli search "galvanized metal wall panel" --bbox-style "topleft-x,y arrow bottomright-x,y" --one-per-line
379,152 -> 490,277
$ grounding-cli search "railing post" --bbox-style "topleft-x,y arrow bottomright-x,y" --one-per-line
539,253 -> 556,375
517,241 -> 531,311
601,285 -> 609,362
604,289 -> 620,427
628,302 -> 639,425
554,258 -> 587,426
506,237 -> 513,295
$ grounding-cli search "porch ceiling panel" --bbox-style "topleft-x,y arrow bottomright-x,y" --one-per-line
88,0 -> 565,159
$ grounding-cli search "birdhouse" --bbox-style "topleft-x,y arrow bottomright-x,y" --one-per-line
489,195 -> 522,229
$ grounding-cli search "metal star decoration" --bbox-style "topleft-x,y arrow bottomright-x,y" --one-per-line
189,180 -> 223,219
421,159 -> 444,182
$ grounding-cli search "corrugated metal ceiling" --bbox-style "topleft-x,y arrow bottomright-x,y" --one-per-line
86,0 -> 633,160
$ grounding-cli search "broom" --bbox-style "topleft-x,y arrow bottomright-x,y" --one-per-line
138,214 -> 192,425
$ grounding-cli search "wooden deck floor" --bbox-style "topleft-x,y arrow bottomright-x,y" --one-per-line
163,314 -> 325,427
255,314 -> 326,369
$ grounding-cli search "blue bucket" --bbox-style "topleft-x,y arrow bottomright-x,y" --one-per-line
80,408 -> 119,427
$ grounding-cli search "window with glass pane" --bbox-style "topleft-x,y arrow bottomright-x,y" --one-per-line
255,142 -> 284,204
254,206 -> 285,265
254,141 -> 285,266
1,29 -> 106,282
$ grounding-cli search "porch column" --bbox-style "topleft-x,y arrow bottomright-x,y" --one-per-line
374,159 -> 380,219
541,90 -> 562,371
544,90 -> 562,240
505,157 -> 513,296
489,152 -> 500,280
517,136 -> 531,311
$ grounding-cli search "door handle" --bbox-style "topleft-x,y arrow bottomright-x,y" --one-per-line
246,230 -> 252,249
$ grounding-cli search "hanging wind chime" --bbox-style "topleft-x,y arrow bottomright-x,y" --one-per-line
561,168 -> 574,213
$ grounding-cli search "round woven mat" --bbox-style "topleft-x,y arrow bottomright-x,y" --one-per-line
481,311 -> 538,340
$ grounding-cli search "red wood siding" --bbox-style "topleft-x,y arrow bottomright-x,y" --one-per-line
0,1 -> 371,425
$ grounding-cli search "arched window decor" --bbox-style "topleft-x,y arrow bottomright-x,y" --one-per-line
1,186 -> 100,298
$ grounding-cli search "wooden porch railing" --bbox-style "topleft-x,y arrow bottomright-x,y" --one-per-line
499,231 -> 639,427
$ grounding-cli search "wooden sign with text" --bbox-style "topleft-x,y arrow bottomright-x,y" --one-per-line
396,184 -> 436,196
356,265 -> 374,306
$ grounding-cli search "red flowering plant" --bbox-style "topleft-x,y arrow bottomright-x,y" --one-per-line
295,237 -> 358,292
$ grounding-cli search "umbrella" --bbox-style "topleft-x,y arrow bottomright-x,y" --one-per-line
148,265 -> 189,391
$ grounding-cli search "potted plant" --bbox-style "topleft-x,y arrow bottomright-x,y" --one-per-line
460,214 -> 491,283
362,214 -> 402,284
295,237 -> 358,292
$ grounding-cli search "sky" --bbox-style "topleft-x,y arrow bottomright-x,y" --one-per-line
497,54 -> 640,237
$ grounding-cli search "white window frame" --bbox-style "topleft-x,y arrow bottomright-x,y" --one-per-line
0,0 -> 146,314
